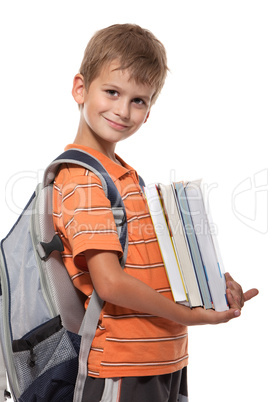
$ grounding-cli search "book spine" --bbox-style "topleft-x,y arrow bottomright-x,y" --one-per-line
174,182 -> 212,310
144,184 -> 187,303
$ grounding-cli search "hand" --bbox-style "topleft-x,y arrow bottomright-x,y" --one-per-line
225,272 -> 259,311
186,305 -> 241,326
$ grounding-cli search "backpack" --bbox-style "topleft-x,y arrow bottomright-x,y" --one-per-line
0,148 -> 143,402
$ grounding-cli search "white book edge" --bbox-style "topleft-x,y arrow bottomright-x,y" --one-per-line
144,184 -> 187,303
159,183 -> 203,308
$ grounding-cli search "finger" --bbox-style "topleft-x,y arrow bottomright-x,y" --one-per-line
225,272 -> 234,282
225,274 -> 242,296
225,274 -> 241,292
244,288 -> 259,302
226,288 -> 242,310
225,275 -> 244,305
226,288 -> 233,305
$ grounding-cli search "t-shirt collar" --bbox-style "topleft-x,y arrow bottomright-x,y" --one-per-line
65,144 -> 140,183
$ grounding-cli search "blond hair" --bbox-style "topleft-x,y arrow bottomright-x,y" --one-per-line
79,24 -> 168,104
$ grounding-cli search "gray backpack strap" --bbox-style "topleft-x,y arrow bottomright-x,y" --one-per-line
44,148 -> 128,261
0,345 -> 11,401
44,149 -> 130,401
73,291 -> 104,402
0,346 -> 7,401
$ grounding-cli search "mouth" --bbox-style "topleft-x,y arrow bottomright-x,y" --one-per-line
103,116 -> 129,130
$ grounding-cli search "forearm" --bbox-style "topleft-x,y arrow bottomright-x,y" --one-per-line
103,267 -> 193,325
101,267 -> 242,325
85,250 -> 241,326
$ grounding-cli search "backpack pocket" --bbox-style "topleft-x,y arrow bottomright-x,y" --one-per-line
12,315 -> 81,402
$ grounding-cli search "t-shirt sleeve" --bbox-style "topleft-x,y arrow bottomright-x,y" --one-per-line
59,170 -> 123,269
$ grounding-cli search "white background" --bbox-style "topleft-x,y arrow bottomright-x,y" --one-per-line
0,1 -> 272,401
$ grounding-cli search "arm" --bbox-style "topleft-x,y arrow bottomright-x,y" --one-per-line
85,249 -> 242,326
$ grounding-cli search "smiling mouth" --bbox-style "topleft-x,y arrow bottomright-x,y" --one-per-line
103,117 -> 129,130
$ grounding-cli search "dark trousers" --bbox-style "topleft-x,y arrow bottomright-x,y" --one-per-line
82,366 -> 188,402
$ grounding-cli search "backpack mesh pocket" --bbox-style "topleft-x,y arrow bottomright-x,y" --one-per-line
12,315 -> 81,401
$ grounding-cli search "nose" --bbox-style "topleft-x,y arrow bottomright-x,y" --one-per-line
114,99 -> 130,120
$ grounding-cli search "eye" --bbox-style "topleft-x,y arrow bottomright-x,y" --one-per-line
106,89 -> 119,97
133,98 -> 145,106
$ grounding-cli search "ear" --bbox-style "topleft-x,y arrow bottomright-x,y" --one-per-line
72,74 -> 85,105
144,110 -> 150,124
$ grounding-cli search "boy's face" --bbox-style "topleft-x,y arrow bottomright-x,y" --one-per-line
74,61 -> 155,151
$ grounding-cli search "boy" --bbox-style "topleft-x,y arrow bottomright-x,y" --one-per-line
53,24 -> 258,401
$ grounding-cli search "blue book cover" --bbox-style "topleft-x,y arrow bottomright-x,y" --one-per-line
174,182 -> 213,310
185,181 -> 228,312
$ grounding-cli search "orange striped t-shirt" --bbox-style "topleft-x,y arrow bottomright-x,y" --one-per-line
53,144 -> 188,378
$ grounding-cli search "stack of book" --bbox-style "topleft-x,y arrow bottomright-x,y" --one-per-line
144,180 -> 228,312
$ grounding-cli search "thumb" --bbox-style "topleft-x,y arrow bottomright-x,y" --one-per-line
244,288 -> 259,302
210,308 -> 241,325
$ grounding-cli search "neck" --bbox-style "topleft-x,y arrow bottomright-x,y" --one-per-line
74,116 -> 118,163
